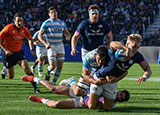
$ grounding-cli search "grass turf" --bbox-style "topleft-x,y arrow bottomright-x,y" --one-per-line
0,62 -> 160,115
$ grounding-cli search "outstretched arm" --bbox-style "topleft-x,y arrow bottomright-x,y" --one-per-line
136,61 -> 152,83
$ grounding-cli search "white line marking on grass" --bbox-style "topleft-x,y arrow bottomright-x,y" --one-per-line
124,77 -> 160,81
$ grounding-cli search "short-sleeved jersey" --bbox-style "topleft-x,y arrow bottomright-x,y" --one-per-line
33,31 -> 47,47
0,23 -> 31,52
83,49 -> 115,73
76,19 -> 111,51
96,51 -> 145,78
83,49 -> 99,72
40,18 -> 67,46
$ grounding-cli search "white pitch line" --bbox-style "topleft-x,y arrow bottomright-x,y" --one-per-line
124,77 -> 160,81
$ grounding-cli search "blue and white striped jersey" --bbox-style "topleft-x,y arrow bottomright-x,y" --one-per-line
83,49 -> 98,72
33,31 -> 47,47
40,18 -> 67,45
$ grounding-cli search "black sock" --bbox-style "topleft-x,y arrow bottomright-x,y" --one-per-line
33,60 -> 38,68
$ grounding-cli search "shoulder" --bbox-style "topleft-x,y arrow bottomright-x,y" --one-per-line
33,31 -> 39,37
3,24 -> 13,30
43,19 -> 51,24
80,20 -> 89,25
22,26 -> 30,32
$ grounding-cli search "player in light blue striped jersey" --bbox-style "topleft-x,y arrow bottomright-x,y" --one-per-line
38,6 -> 71,84
32,31 -> 48,77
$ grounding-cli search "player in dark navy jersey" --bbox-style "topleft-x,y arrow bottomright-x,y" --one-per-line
88,34 -> 152,111
71,4 -> 113,60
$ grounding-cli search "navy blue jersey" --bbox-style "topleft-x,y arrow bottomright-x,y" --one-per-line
76,19 -> 111,51
96,51 -> 145,78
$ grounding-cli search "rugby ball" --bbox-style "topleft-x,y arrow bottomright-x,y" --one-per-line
115,49 -> 127,61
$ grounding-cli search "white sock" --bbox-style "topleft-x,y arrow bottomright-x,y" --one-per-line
33,77 -> 42,84
41,98 -> 50,105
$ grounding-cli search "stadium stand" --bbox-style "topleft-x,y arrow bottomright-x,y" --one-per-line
0,0 -> 160,46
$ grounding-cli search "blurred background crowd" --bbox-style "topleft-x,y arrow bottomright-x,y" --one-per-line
0,0 -> 160,46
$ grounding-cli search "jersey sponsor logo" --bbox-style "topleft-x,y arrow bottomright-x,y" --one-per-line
116,63 -> 129,71
129,60 -> 133,64
99,24 -> 103,28
13,36 -> 23,40
88,29 -> 103,36
48,28 -> 64,32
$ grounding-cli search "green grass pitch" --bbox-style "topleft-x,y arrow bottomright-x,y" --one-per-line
0,62 -> 160,115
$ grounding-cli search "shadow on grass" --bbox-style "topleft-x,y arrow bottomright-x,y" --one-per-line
112,106 -> 160,113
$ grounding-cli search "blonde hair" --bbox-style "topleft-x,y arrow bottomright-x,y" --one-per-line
127,34 -> 142,43
88,4 -> 99,13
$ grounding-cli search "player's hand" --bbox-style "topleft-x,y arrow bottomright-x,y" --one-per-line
106,76 -> 118,83
5,50 -> 13,56
46,44 -> 51,49
70,49 -> 79,56
95,78 -> 107,85
136,76 -> 147,83
30,50 -> 36,57
136,76 -> 148,83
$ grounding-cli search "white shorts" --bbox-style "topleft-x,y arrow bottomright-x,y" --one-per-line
81,48 -> 89,61
36,46 -> 47,58
90,82 -> 117,99
48,43 -> 65,61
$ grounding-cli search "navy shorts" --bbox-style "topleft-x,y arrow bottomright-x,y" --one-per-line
2,50 -> 26,68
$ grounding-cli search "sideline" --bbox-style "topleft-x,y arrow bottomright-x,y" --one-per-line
124,77 -> 160,81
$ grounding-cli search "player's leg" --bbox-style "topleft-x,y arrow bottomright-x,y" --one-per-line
29,96 -> 78,108
52,53 -> 65,84
88,83 -> 102,109
19,59 -> 41,94
31,59 -> 38,74
46,47 -> 56,81
21,75 -> 70,96
59,76 -> 87,96
52,44 -> 65,84
6,66 -> 14,79
36,46 -> 47,77
103,97 -> 115,111
40,80 -> 70,95
102,82 -> 117,111
37,57 -> 43,77
1,66 -> 7,79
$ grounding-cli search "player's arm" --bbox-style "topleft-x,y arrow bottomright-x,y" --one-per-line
110,41 -> 128,50
70,31 -> 80,56
136,61 -> 152,83
106,71 -> 128,83
0,39 -> 12,56
0,26 -> 12,55
106,31 -> 113,48
38,30 -> 51,49
28,37 -> 36,57
82,68 -> 107,85
110,41 -> 133,58
64,29 -> 71,41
